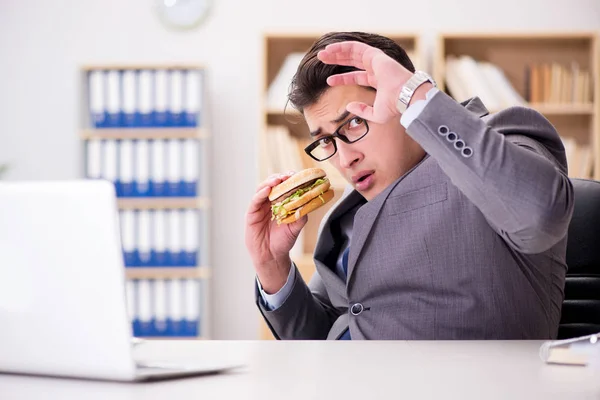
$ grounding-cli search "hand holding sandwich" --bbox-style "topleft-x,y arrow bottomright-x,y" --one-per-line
245,168 -> 334,294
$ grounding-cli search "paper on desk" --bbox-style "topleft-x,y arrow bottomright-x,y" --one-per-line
540,332 -> 600,367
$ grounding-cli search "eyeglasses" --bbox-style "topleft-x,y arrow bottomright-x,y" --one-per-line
304,117 -> 370,162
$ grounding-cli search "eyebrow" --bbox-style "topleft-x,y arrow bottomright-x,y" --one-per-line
309,110 -> 351,137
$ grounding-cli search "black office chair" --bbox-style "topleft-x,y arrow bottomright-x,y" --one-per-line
557,178 -> 600,339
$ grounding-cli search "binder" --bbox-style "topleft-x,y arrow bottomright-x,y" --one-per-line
137,210 -> 152,267
154,69 -> 169,127
122,70 -> 137,127
183,209 -> 198,267
153,280 -> 169,336
184,70 -> 202,127
166,139 -> 183,197
86,139 -> 103,179
126,280 -> 138,336
138,69 -> 153,127
137,279 -> 153,337
102,140 -> 118,190
182,139 -> 198,197
106,70 -> 122,127
120,210 -> 137,267
134,140 -> 151,197
150,140 -> 167,197
167,210 -> 183,266
167,279 -> 184,336
169,70 -> 184,127
151,210 -> 167,267
183,279 -> 200,336
118,139 -> 135,197
88,70 -> 106,128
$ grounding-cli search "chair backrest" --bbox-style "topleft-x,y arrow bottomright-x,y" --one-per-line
558,178 -> 600,339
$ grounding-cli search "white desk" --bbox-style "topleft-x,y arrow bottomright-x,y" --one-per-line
1,340 -> 599,399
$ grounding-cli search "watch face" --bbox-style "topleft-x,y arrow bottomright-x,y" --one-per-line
155,0 -> 212,31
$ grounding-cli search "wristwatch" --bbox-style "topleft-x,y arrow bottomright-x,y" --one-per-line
396,70 -> 437,114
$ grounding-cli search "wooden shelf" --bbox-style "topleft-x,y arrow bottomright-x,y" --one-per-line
435,32 -> 599,180
117,197 -> 210,210
529,103 -> 595,115
487,103 -> 595,116
80,128 -> 208,140
125,266 -> 210,280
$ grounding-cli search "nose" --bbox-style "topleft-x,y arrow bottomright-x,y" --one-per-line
336,139 -> 362,169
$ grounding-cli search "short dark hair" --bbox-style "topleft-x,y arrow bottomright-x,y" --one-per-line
288,31 -> 415,113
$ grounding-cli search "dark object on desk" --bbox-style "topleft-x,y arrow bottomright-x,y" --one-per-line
559,178 -> 600,339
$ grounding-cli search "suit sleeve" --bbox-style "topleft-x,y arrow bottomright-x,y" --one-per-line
255,263 -> 341,339
404,90 -> 574,254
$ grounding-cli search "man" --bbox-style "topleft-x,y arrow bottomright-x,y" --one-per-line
245,31 -> 574,340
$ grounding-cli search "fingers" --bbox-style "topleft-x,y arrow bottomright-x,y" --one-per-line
249,171 -> 296,215
247,186 -> 272,215
255,171 -> 295,193
345,101 -> 376,122
326,71 -> 376,88
317,41 -> 378,70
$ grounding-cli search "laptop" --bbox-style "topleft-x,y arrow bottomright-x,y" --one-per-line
0,180 -> 242,381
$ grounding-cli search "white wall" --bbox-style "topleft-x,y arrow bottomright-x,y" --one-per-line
1,0 -> 598,339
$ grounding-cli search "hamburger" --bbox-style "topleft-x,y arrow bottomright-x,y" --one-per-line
269,168 -> 335,225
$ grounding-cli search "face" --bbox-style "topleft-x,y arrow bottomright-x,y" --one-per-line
304,85 -> 425,201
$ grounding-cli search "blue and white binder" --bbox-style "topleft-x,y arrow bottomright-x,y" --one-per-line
154,69 -> 169,127
102,140 -> 118,190
106,70 -> 122,127
167,210 -> 184,266
118,140 -> 134,197
184,70 -> 202,127
169,70 -> 184,127
126,280 -> 139,336
88,70 -> 106,128
150,140 -> 167,197
138,70 -> 153,127
137,210 -> 152,267
151,210 -> 167,266
122,70 -> 137,127
86,139 -> 103,179
135,140 -> 151,197
166,139 -> 183,196
167,279 -> 184,336
182,139 -> 198,196
183,279 -> 200,336
153,280 -> 169,336
183,209 -> 198,267
137,280 -> 153,337
120,210 -> 137,267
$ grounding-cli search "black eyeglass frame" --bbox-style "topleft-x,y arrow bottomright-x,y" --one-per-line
303,118 -> 370,162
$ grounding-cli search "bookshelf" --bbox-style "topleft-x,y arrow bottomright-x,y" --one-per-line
259,32 -> 422,339
79,64 -> 210,340
434,32 -> 599,179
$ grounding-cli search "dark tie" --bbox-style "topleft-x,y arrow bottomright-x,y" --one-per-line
338,246 -> 351,340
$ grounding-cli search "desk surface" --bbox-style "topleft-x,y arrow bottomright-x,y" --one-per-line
1,340 -> 599,399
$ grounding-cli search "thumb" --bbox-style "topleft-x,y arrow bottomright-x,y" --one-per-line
287,215 -> 308,239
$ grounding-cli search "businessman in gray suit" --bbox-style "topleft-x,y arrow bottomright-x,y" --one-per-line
245,32 -> 574,340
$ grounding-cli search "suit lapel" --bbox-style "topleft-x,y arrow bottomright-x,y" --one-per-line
461,96 -> 489,118
346,155 -> 430,284
313,187 -> 365,291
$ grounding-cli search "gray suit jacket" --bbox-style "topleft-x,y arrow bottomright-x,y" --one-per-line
256,90 -> 574,340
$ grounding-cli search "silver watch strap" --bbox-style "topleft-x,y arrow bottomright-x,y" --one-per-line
396,71 -> 436,114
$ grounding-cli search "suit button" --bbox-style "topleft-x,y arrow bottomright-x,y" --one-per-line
446,132 -> 457,142
461,147 -> 473,158
438,125 -> 449,135
351,303 -> 364,316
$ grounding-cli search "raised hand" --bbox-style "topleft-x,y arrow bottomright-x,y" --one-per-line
317,40 -> 414,124
245,173 -> 307,293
